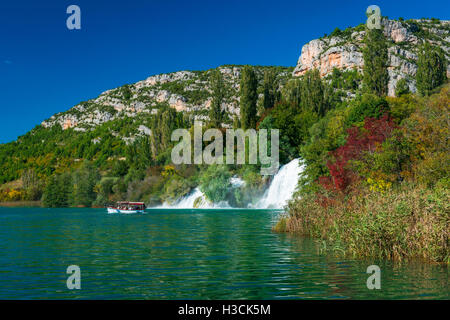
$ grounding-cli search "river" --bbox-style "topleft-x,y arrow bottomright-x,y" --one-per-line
0,207 -> 448,299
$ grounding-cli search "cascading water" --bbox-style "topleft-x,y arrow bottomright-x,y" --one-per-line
159,188 -> 211,209
156,160 -> 303,209
255,158 -> 304,209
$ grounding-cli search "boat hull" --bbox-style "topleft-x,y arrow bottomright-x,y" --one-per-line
107,207 -> 144,214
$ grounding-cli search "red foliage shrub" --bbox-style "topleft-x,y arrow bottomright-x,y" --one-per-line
320,114 -> 396,193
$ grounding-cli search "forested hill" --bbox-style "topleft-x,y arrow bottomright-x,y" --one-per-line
0,65 -> 292,184
0,17 -> 448,209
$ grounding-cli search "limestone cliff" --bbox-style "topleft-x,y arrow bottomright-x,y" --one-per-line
41,66 -> 291,141
293,19 -> 450,96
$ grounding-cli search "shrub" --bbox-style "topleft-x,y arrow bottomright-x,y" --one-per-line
320,114 -> 396,193
199,165 -> 231,203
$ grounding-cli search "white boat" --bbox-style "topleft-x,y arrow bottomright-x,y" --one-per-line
107,202 -> 146,214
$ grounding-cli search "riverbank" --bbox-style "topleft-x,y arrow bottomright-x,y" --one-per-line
0,201 -> 42,207
274,184 -> 449,263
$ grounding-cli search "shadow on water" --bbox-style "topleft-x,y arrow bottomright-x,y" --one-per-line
0,207 -> 448,299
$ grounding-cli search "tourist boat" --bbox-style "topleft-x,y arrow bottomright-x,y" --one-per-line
107,201 -> 146,214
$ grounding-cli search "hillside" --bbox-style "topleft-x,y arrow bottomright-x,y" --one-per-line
41,66 -> 292,133
293,19 -> 450,96
0,65 -> 291,184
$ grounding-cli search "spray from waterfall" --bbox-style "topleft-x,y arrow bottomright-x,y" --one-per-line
255,158 -> 304,209
157,159 -> 303,209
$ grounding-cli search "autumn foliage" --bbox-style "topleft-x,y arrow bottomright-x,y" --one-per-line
319,114 -> 396,193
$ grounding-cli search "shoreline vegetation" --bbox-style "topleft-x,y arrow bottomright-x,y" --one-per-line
274,184 -> 449,264
275,84 -> 449,264
0,201 -> 42,207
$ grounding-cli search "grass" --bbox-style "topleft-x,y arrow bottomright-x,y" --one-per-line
274,183 -> 449,263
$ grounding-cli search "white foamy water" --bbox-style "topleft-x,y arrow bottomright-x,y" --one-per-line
159,188 -> 211,209
157,159 -> 303,209
255,158 -> 304,209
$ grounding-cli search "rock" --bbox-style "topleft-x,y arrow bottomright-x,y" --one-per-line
293,19 -> 449,96
138,125 -> 152,136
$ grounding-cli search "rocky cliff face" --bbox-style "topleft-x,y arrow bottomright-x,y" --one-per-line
41,66 -> 290,137
293,19 -> 450,96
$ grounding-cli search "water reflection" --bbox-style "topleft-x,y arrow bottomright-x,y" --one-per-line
0,207 -> 448,299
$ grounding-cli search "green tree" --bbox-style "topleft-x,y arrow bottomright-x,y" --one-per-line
363,28 -> 389,97
71,161 -> 100,207
416,42 -> 447,96
301,69 -> 329,116
262,69 -> 276,110
199,165 -> 231,202
209,69 -> 225,127
21,169 -> 43,200
395,78 -> 410,97
283,79 -> 302,107
240,66 -> 258,129
42,173 -> 72,207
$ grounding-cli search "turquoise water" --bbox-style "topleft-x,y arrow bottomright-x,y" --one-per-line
0,207 -> 448,299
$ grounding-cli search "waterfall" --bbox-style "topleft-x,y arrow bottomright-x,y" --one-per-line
159,188 -> 212,209
156,160 -> 303,209
255,158 -> 304,209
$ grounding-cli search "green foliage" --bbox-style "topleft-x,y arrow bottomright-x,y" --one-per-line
162,175 -> 193,204
240,66 -> 258,129
209,69 -> 225,127
285,84 -> 450,262
387,95 -> 418,123
199,165 -> 231,203
363,28 -> 389,96
298,105 -> 350,193
121,85 -> 132,100
395,78 -> 410,97
300,69 -> 329,116
262,69 -> 277,110
260,102 -> 318,163
42,173 -> 73,208
329,68 -> 362,91
346,93 -> 388,126
150,105 -> 187,163
21,169 -> 44,201
416,42 -> 447,96
71,161 -> 100,207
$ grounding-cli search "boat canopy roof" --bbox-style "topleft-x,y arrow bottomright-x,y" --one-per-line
116,201 -> 145,205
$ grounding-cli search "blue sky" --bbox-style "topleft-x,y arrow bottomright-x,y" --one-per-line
0,0 -> 448,143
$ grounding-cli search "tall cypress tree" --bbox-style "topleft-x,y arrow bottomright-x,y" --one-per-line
416,42 -> 447,96
262,69 -> 276,110
240,66 -> 258,129
363,28 -> 389,97
300,69 -> 328,116
209,69 -> 225,127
